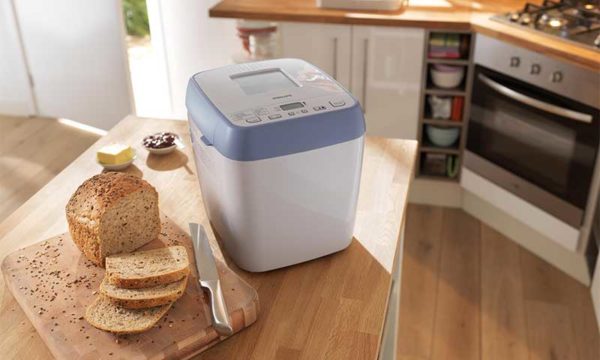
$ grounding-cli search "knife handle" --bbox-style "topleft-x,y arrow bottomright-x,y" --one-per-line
201,279 -> 233,336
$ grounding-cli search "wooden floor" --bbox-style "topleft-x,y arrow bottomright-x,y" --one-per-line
0,115 -> 99,222
398,204 -> 600,360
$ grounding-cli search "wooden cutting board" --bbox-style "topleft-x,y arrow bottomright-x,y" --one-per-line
1,216 -> 259,360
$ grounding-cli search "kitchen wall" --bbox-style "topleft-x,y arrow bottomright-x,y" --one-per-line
147,0 -> 238,119
0,0 -> 35,116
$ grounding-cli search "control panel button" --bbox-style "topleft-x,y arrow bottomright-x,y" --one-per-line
300,109 -> 308,114
313,105 -> 327,111
233,110 -> 255,121
530,63 -> 541,75
551,71 -> 563,83
268,114 -> 282,120
510,56 -> 520,68
330,100 -> 345,107
245,117 -> 261,123
255,107 -> 269,116
288,112 -> 295,116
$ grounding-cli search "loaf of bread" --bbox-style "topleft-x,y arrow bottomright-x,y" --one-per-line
85,295 -> 171,335
99,275 -> 188,309
66,172 -> 160,266
105,246 -> 190,289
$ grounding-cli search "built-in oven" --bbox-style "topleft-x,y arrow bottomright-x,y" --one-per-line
465,35 -> 600,230
467,65 -> 599,227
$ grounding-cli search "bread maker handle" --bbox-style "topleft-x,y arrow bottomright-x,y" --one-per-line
200,135 -> 213,146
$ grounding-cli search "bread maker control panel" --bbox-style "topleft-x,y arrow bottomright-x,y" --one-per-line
192,58 -> 356,128
230,97 -> 352,126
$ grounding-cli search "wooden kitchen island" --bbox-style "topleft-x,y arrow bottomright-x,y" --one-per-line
0,116 -> 417,359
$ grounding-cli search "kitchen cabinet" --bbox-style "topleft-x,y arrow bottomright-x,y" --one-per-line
351,26 -> 425,139
279,22 -> 352,89
279,23 -> 425,139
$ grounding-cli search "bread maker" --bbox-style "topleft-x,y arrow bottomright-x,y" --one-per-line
186,58 -> 365,272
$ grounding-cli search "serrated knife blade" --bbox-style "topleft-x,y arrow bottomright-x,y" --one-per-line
189,222 -> 233,336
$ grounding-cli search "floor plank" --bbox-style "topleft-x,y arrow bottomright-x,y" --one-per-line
563,279 -> 600,360
480,225 -> 529,360
524,300 -> 578,360
397,204 -> 444,359
520,248 -> 599,360
397,204 -> 599,360
431,208 -> 481,360
0,116 -> 99,222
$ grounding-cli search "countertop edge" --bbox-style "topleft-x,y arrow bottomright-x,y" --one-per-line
209,4 -> 600,72
209,7 -> 473,29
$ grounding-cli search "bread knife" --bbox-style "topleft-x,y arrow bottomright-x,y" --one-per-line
189,223 -> 233,336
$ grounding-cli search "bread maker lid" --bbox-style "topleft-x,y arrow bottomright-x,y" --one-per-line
185,58 -> 365,162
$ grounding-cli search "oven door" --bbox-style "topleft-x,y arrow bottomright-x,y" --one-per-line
466,65 -> 600,227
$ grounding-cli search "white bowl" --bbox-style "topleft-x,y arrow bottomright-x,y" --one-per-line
142,132 -> 182,155
97,149 -> 136,170
426,125 -> 459,147
145,144 -> 177,155
430,66 -> 465,89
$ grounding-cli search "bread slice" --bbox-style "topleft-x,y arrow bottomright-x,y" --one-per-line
100,275 -> 188,309
66,172 -> 160,267
85,295 -> 171,335
106,246 -> 190,289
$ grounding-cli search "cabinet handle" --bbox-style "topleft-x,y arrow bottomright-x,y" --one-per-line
333,37 -> 338,80
362,38 -> 369,113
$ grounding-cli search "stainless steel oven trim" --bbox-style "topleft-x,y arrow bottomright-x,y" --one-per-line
477,73 -> 593,123
464,150 -> 583,228
474,34 -> 600,109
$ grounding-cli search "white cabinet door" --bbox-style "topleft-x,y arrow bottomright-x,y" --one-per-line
13,0 -> 133,130
351,26 -> 425,139
279,22 -> 351,89
0,0 -> 35,117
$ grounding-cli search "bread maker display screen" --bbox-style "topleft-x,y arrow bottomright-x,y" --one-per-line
280,102 -> 304,111
232,70 -> 297,95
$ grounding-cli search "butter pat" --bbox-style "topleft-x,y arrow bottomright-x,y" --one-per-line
97,144 -> 134,165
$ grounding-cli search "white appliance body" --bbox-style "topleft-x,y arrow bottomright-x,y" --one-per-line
191,122 -> 364,271
186,58 -> 366,272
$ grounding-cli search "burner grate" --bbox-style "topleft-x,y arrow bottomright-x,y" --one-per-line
493,0 -> 600,49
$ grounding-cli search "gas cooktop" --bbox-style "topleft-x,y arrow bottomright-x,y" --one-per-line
492,0 -> 600,51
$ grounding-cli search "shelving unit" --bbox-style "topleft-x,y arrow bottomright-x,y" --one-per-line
422,118 -> 464,127
420,146 -> 461,155
426,58 -> 470,65
424,88 -> 467,96
415,30 -> 476,181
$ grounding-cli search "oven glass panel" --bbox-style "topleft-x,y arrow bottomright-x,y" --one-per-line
468,66 -> 599,209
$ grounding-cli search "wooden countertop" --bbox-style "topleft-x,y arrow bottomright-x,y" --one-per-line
0,116 -> 417,359
210,0 -> 600,71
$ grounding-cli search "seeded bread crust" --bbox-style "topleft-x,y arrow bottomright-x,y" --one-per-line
85,295 -> 171,335
106,246 -> 190,289
100,275 -> 188,309
66,172 -> 160,266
